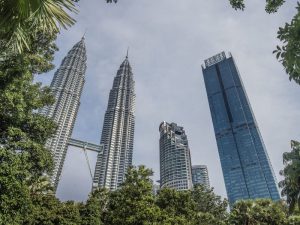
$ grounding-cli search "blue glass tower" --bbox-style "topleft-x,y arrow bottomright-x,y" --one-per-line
202,52 -> 280,205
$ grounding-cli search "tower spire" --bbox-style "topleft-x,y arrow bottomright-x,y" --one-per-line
93,54 -> 135,191
126,47 -> 129,59
82,29 -> 87,40
40,38 -> 87,191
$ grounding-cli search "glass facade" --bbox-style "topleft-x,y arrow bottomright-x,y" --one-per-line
202,52 -> 280,205
191,165 -> 210,188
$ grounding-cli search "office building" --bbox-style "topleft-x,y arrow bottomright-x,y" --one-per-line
159,122 -> 193,190
39,37 -> 87,190
202,52 -> 280,204
93,53 -> 136,190
192,165 -> 210,188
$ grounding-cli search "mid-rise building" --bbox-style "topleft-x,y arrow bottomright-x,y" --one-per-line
191,165 -> 210,188
202,52 -> 280,204
93,54 -> 135,190
39,37 -> 87,190
159,122 -> 193,190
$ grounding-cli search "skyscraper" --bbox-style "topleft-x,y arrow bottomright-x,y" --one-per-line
40,37 -> 87,190
159,122 -> 193,190
202,52 -> 280,204
93,54 -> 135,190
191,165 -> 210,188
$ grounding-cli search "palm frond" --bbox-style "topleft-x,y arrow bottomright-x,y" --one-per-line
1,0 -> 77,53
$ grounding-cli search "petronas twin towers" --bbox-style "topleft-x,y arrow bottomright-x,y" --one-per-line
40,37 -> 87,189
93,54 -> 135,190
41,37 -> 135,191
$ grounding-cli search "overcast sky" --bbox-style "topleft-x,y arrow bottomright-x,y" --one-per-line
37,0 -> 300,202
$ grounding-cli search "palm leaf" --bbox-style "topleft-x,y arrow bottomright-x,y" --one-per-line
1,0 -> 77,53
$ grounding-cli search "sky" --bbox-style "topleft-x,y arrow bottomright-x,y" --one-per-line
36,0 -> 300,202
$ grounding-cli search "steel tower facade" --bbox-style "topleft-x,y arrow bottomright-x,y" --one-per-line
159,122 -> 193,190
202,52 -> 280,205
40,38 -> 87,190
93,55 -> 135,190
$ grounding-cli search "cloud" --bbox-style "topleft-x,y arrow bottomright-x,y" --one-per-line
35,0 -> 300,201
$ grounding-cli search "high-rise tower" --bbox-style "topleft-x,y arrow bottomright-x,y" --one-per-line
191,165 -> 210,188
93,54 -> 135,190
40,37 -> 87,190
159,122 -> 193,190
202,52 -> 280,204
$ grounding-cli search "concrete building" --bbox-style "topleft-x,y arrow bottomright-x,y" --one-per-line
93,54 -> 135,190
191,165 -> 210,188
40,37 -> 87,190
159,122 -> 193,190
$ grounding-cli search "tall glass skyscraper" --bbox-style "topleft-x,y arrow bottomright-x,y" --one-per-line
202,52 -> 280,204
93,54 -> 135,190
40,37 -> 87,190
191,165 -> 210,188
159,122 -> 193,190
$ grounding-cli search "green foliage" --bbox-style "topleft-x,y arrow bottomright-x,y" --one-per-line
23,194 -> 81,225
228,199 -> 288,225
265,0 -> 285,13
279,140 -> 300,213
156,185 -> 228,224
83,166 -> 228,225
192,184 -> 228,221
228,0 -> 285,13
80,188 -> 109,225
101,166 -> 228,225
228,0 -> 300,85
0,148 -> 31,224
0,0 -> 76,53
0,24 -> 58,225
229,0 -> 245,10
104,166 -> 161,225
156,188 -> 196,224
288,215 -> 300,225
273,3 -> 300,85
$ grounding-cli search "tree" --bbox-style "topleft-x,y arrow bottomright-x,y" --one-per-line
104,165 -> 161,225
191,185 -> 228,225
156,188 -> 196,224
0,0 -> 76,53
80,188 -> 109,225
288,214 -> 300,225
0,0 -> 117,53
0,28 -> 58,224
228,199 -> 288,225
228,1 -> 300,85
155,185 -> 228,225
273,3 -> 300,85
279,140 -> 300,213
23,193 -> 82,225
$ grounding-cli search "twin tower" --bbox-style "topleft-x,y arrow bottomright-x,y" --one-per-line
41,38 -> 280,205
40,37 -> 135,192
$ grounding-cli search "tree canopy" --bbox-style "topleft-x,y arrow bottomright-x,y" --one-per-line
228,0 -> 300,85
0,0 -> 76,53
0,26 -> 60,223
279,140 -> 300,214
228,199 -> 288,225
